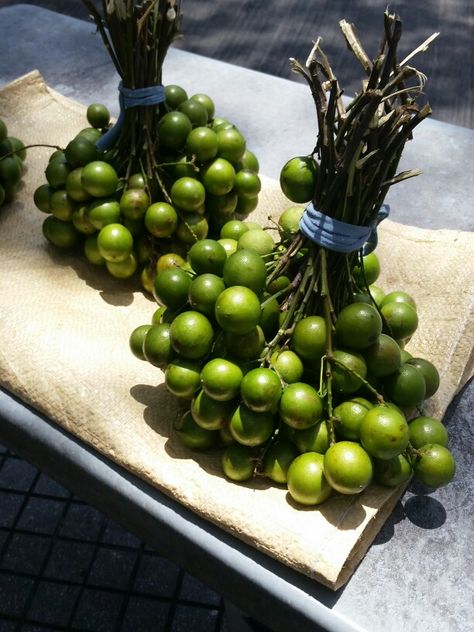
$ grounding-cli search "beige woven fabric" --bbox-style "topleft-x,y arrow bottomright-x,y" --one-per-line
0,71 -> 472,589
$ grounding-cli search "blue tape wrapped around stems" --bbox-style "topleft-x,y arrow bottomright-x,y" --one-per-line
96,81 -> 166,152
299,202 -> 390,254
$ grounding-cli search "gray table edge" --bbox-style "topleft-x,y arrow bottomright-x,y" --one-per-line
0,386 -> 366,632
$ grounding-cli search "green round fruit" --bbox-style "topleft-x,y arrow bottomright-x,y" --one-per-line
364,334 -> 402,377
34,184 -> 54,213
229,404 -> 275,447
201,158 -> 236,196
165,84 -> 188,109
143,323 -> 173,367
105,252 -> 138,279
222,444 -> 254,481
360,405 -> 410,460
279,156 -> 317,204
278,206 -> 304,237
259,296 -> 280,339
380,301 -> 418,341
145,202 -> 178,238
0,155 -> 22,185
293,420 -> 329,454
279,382 -> 323,429
271,350 -> 304,384
45,158 -> 70,189
240,368 -> 282,413
216,127 -> 246,163
205,191 -> 238,218
406,357 -> 440,399
50,189 -> 75,221
129,324 -> 152,361
169,311 -> 214,359
153,267 -> 191,310
334,397 -> 372,441
220,219 -> 248,241
42,216 -> 80,249
287,452 -> 332,505
233,169 -> 261,198
189,239 -> 227,275
120,188 -> 150,220
335,302 -> 383,350
331,349 -> 367,394
65,168 -> 91,203
323,441 -> 373,494
200,358 -> 243,401
188,273 -> 225,317
158,111 -> 192,150
81,161 -> 118,198
291,316 -> 326,367
186,126 -> 218,163
224,326 -> 265,361
88,198 -> 121,229
383,364 -> 426,408
190,93 -> 215,119
237,149 -> 259,173
97,223 -> 133,262
65,136 -> 98,168
263,439 -> 300,484
191,389 -> 235,430
215,286 -> 261,335
352,252 -> 381,287
86,103 -> 110,129
176,213 -> 209,243
223,248 -> 267,294
174,410 -> 218,450
380,290 -> 416,310
218,238 -> 238,257
170,176 -> 206,212
373,453 -> 412,487
84,234 -> 105,265
409,416 -> 448,448
165,359 -> 202,399
413,444 -> 456,488
237,229 -> 274,256
178,98 -> 208,127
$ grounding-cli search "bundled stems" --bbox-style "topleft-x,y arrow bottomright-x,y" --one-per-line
267,10 -> 437,336
82,0 -> 182,198
257,11 -> 437,455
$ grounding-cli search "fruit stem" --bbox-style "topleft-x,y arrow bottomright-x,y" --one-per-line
321,249 -> 337,446
261,250 -> 316,365
0,144 -> 62,160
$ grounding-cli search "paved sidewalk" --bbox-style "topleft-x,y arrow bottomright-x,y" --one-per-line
0,443 -> 228,631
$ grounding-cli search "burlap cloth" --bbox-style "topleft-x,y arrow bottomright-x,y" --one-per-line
1,71 -> 473,590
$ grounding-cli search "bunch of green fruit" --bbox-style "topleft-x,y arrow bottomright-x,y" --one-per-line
0,118 -> 27,207
129,12 -> 456,507
32,0 -> 260,291
129,216 -> 455,506
32,93 -> 260,289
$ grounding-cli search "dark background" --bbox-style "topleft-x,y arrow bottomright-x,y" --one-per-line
0,0 -> 472,128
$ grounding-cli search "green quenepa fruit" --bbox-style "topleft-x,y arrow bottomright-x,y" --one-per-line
263,440 -> 299,484
279,156 -> 318,204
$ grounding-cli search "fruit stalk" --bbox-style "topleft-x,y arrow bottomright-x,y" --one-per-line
268,9 -> 436,363
82,0 -> 182,197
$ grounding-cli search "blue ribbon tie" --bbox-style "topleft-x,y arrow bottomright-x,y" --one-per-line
96,81 -> 166,152
299,202 -> 390,254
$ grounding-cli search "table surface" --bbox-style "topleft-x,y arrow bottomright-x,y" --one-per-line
0,6 -> 473,632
